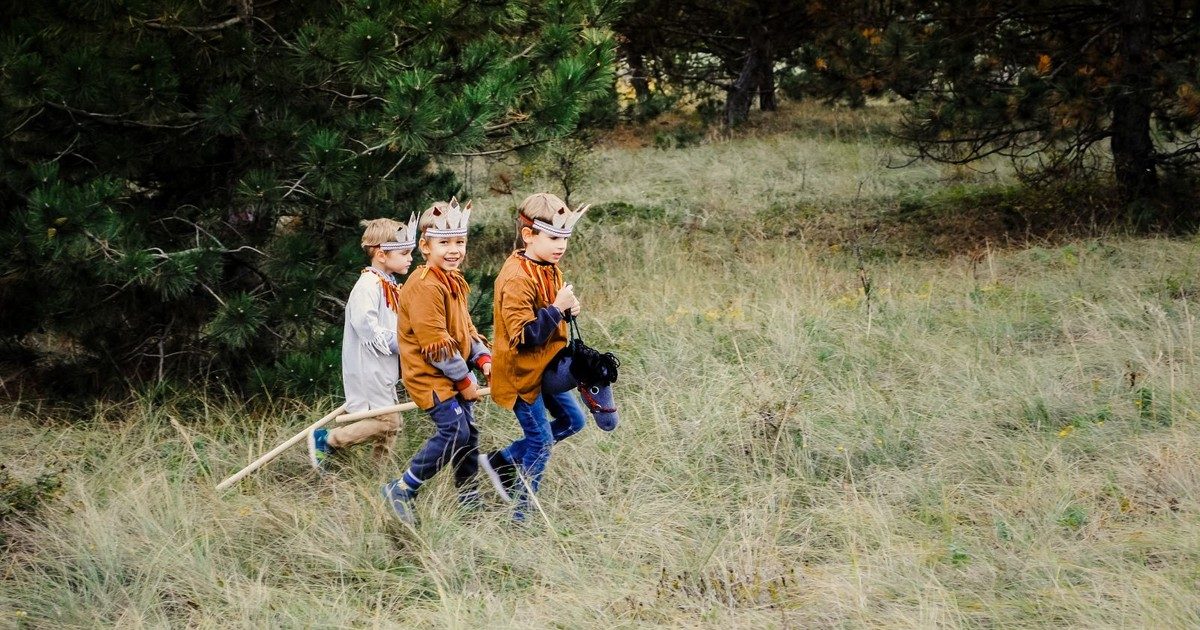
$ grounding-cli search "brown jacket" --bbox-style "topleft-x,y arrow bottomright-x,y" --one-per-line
397,265 -> 485,410
491,252 -> 568,409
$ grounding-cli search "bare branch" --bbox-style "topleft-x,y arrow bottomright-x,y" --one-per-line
47,101 -> 201,130
143,16 -> 243,33
435,138 -> 550,157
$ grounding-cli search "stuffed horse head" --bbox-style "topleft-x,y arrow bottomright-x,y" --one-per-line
542,338 -> 620,431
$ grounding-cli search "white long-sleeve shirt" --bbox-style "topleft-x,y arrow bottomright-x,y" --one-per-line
341,268 -> 400,413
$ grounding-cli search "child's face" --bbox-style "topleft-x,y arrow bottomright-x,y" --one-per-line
420,236 -> 467,271
377,248 -> 413,275
522,227 -> 569,264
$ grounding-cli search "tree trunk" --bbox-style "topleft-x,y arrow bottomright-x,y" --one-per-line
1110,0 -> 1157,204
757,61 -> 777,111
725,45 -> 761,127
627,51 -> 651,104
755,43 -> 776,111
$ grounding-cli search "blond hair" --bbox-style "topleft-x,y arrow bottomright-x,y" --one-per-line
514,193 -> 568,249
518,193 -> 567,223
359,218 -> 403,257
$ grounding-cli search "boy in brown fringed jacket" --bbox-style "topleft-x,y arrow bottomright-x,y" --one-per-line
380,198 -> 491,525
479,193 -> 590,523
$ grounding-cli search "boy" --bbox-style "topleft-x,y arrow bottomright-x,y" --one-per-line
309,216 -> 416,470
482,193 -> 589,521
381,198 -> 492,524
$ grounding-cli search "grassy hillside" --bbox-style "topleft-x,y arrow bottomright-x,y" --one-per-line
3,104 -> 1200,627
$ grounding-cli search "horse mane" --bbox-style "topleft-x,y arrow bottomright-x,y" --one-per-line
565,340 -> 619,386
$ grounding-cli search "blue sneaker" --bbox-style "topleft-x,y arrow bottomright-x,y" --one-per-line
380,480 -> 417,524
307,428 -> 333,471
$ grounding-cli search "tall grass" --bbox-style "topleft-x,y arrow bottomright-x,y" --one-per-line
3,109 -> 1200,627
484,101 -> 1014,230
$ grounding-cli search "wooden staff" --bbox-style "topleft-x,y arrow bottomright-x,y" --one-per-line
215,404 -> 347,492
333,387 -> 490,423
214,388 -> 491,491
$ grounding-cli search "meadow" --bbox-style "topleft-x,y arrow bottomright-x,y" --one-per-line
3,103 -> 1199,628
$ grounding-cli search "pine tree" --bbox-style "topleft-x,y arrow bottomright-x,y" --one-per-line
783,1 -> 921,107
614,0 -> 828,126
0,0 -> 617,396
867,0 -> 1200,213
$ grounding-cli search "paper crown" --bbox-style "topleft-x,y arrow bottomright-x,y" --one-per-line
528,203 -> 591,238
380,213 -> 418,250
423,197 -> 472,239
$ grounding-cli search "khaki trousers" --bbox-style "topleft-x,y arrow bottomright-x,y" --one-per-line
327,411 -> 402,459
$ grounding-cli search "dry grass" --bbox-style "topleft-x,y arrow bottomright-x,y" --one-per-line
4,107 -> 1200,628
473,100 -> 1012,230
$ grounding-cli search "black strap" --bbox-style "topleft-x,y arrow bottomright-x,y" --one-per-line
563,312 -> 583,346
570,315 -> 583,345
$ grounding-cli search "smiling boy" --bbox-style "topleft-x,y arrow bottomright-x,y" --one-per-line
381,198 -> 492,524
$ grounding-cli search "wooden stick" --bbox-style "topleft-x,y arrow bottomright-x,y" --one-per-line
215,404 -> 347,492
214,388 -> 493,491
333,387 -> 491,423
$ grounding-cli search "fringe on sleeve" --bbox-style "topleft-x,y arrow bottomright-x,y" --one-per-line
363,330 -> 395,356
420,338 -> 459,363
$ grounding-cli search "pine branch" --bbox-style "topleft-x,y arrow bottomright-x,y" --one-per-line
281,171 -> 310,199
507,43 -> 538,63
148,245 -> 266,259
52,134 -> 81,163
435,138 -> 551,157
199,282 -> 227,306
251,16 -> 304,54
83,230 -> 122,262
47,102 -> 201,130
484,116 -> 528,133
4,106 -> 45,139
381,152 -> 411,181
357,138 -> 394,156
155,216 -> 228,250
143,16 -> 244,33
317,86 -> 387,104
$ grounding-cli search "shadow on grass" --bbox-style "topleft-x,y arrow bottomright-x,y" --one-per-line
763,176 -> 1200,258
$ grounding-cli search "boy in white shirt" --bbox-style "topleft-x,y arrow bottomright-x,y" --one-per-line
308,217 -> 416,470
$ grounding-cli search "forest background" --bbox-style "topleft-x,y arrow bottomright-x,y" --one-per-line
3,1 -> 1200,626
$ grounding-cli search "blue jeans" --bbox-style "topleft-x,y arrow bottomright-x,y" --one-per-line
501,390 -> 586,497
401,393 -> 478,491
